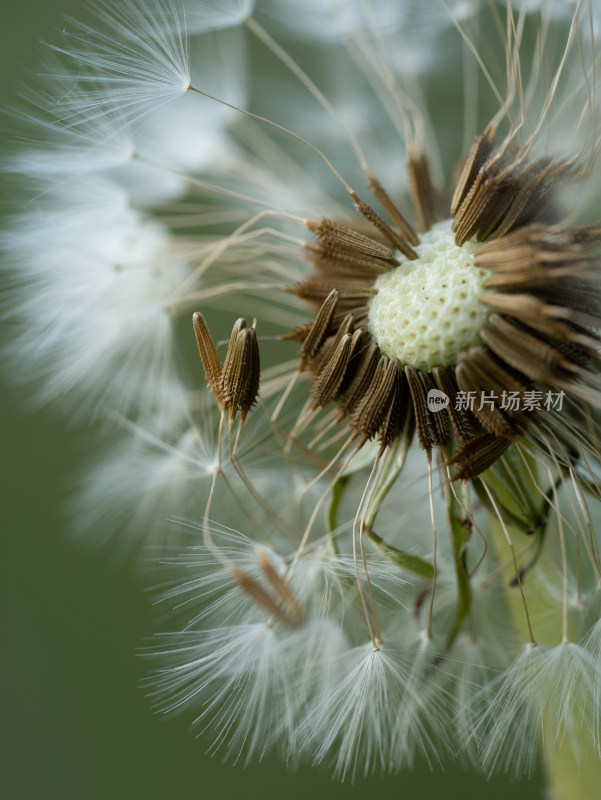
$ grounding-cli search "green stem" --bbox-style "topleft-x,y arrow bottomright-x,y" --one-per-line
487,513 -> 601,798
543,731 -> 601,800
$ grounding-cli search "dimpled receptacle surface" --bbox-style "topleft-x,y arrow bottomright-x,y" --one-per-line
367,219 -> 488,371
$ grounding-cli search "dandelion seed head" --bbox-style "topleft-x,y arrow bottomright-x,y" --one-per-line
6,0 -> 601,785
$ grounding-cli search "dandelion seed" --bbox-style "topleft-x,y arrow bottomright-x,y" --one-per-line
301,641 -> 450,779
50,0 -> 191,123
471,641 -> 601,777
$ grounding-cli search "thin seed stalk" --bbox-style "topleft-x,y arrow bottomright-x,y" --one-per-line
362,419 -> 413,532
327,425 -> 434,580
326,474 -> 348,555
444,477 -> 473,651
361,419 -> 434,580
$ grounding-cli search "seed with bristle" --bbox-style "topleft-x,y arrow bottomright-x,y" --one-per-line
299,288 -> 339,370
220,318 -> 261,421
452,149 -> 572,245
336,341 -> 380,420
193,313 -> 260,421
291,277 -> 376,310
449,433 -> 512,481
305,241 -> 399,277
351,192 -> 418,260
306,218 -> 397,261
451,124 -> 497,214
310,313 -> 354,376
239,323 -> 261,422
456,358 -> 515,439
311,333 -> 353,409
419,370 -> 450,446
405,364 -> 438,451
351,356 -> 401,445
377,369 -> 409,452
257,549 -> 302,627
480,314 -> 571,385
192,312 -> 223,406
432,366 -> 473,444
407,153 -> 446,233
230,564 -> 301,629
367,175 -> 419,246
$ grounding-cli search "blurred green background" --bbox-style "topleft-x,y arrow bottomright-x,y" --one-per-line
1,2 -> 545,798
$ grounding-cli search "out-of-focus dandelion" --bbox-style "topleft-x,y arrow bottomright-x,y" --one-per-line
4,0 -> 601,793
